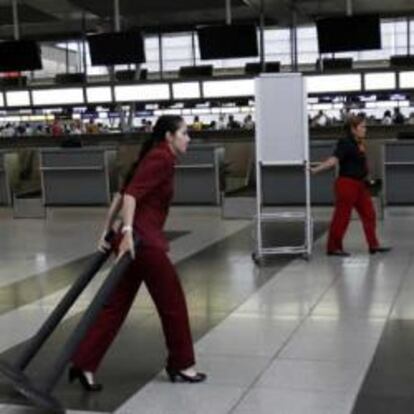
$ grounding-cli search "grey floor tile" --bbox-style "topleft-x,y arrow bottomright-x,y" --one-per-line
232,388 -> 355,414
2,206 -> 414,414
0,406 -> 108,414
255,358 -> 366,393
196,314 -> 300,357
293,316 -> 386,341
312,300 -> 393,318
279,331 -> 379,363
115,383 -> 245,414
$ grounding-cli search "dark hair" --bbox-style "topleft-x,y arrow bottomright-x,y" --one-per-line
122,115 -> 184,188
344,114 -> 365,138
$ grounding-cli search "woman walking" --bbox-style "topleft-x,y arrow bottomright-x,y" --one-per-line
311,115 -> 391,257
69,115 -> 206,390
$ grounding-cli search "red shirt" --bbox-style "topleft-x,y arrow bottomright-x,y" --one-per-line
123,141 -> 176,251
52,123 -> 63,137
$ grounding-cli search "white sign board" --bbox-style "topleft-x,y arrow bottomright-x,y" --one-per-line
255,74 -> 309,164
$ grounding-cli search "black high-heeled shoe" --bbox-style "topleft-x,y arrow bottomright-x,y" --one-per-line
327,250 -> 351,257
68,366 -> 103,392
166,367 -> 207,383
369,246 -> 392,255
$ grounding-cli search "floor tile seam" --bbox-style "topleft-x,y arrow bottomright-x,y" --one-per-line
258,354 -> 378,364
0,265 -> 114,322
222,235 -> 330,320
0,214 -> 246,279
0,227 -> 236,318
0,226 -> 252,357
376,253 -> 414,321
116,241 -> 328,413
0,221 -> 237,293
114,383 -> 246,414
227,246 -> 399,407
244,380 -> 362,394
0,288 -> 156,355
348,253 -> 414,413
309,254 -> 414,316
226,265 -> 346,414
272,355 -> 377,367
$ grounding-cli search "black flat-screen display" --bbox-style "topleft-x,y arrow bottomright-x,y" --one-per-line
0,40 -> 42,72
197,24 -> 258,60
317,15 -> 381,53
88,32 -> 146,66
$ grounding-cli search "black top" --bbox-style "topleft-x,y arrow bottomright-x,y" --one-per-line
333,136 -> 368,180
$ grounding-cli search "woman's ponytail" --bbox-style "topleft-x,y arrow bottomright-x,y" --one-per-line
122,115 -> 184,188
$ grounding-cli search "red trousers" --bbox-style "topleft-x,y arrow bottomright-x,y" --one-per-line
71,246 -> 195,373
327,177 -> 379,252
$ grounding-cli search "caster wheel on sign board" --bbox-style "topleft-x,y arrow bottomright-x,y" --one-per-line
252,252 -> 264,266
302,253 -> 311,261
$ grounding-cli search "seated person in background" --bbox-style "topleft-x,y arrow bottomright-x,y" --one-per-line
51,119 -> 63,137
139,118 -> 148,132
16,124 -> 26,136
381,110 -> 392,125
192,116 -> 203,131
24,123 -> 33,136
227,115 -> 240,129
217,114 -> 226,130
71,120 -> 84,135
63,123 -> 72,135
34,125 -> 44,136
340,108 -> 352,122
311,110 -> 328,127
86,119 -> 99,134
393,107 -> 405,125
144,120 -> 153,132
209,120 -> 217,130
367,115 -> 377,125
243,114 -> 255,130
1,123 -> 15,137
96,122 -> 104,133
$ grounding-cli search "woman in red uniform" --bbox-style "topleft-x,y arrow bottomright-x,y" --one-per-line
311,115 -> 391,257
69,116 -> 206,390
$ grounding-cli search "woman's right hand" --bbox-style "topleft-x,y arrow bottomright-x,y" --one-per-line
310,167 -> 318,175
97,229 -> 111,252
117,231 -> 135,261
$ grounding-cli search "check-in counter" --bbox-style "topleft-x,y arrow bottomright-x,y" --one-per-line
0,151 -> 11,205
262,141 -> 336,205
173,144 -> 225,205
384,141 -> 414,205
40,147 -> 117,206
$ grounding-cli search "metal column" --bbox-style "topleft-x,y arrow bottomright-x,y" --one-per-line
259,0 -> 265,71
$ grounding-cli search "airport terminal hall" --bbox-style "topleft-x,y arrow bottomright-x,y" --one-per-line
3,0 -> 414,413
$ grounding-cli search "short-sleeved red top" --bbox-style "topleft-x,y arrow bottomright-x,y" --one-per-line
122,141 -> 176,251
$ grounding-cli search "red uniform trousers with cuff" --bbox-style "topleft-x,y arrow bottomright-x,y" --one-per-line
327,176 -> 379,253
71,246 -> 195,373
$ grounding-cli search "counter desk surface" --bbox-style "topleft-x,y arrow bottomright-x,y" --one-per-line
0,125 -> 412,150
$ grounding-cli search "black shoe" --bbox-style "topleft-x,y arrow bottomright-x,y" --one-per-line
68,366 -> 103,392
166,368 -> 207,383
327,250 -> 351,257
369,246 -> 392,255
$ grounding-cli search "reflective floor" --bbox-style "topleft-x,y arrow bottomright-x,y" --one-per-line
0,206 -> 412,413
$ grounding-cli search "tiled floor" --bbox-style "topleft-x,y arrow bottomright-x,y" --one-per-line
0,206 -> 413,413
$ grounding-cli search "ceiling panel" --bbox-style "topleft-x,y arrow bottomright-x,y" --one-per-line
1,0 -> 414,40
0,3 -> 58,25
69,0 -> 248,17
